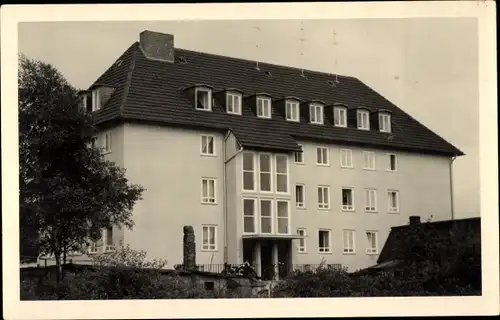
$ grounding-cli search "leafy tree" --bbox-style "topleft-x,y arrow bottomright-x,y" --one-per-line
18,55 -> 145,281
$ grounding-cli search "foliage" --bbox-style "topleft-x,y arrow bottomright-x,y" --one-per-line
18,55 -> 145,279
20,247 -> 253,300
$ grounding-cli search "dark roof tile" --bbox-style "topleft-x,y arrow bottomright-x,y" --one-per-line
90,41 -> 464,156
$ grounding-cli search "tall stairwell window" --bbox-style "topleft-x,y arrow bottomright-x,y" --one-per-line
357,110 -> 370,130
257,96 -> 272,118
226,92 -> 242,115
275,155 -> 289,193
92,89 -> 102,111
309,103 -> 324,124
242,152 -> 256,191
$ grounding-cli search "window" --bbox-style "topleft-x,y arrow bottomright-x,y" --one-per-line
318,186 -> 330,209
357,110 -> 370,130
295,184 -> 305,208
103,131 -> 112,153
342,188 -> 354,211
364,189 -> 377,212
366,231 -> 378,254
202,225 -> 217,251
92,89 -> 101,111
318,230 -> 331,253
201,135 -> 215,156
260,200 -> 273,234
195,88 -> 212,111
204,281 -> 215,291
309,103 -> 324,124
388,154 -> 398,171
297,228 -> 306,252
363,151 -> 375,170
104,227 -> 114,252
379,113 -> 392,133
316,147 -> 329,165
243,198 -> 256,233
340,149 -> 353,168
226,92 -> 242,114
88,241 -> 98,254
201,178 -> 216,204
286,100 -> 300,121
388,190 -> 399,213
334,107 -> 347,127
294,144 -> 304,164
259,153 -> 272,192
275,155 -> 289,193
242,152 -> 255,191
343,230 -> 355,254
276,200 -> 290,234
257,97 -> 272,118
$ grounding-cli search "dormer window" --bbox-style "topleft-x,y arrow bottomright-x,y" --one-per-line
309,103 -> 324,124
334,106 -> 347,127
286,100 -> 300,122
195,87 -> 212,111
379,112 -> 392,133
226,92 -> 242,115
257,96 -> 272,119
357,109 -> 370,130
92,89 -> 102,112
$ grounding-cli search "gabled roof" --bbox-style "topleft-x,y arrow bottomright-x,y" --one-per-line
89,41 -> 464,156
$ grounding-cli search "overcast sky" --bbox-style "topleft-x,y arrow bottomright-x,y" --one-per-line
18,18 -> 479,218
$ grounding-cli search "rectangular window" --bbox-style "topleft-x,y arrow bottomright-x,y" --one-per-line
366,231 -> 378,254
388,154 -> 398,171
316,147 -> 329,165
276,200 -> 290,234
201,135 -> 215,156
297,228 -> 306,252
309,104 -> 324,124
201,178 -> 216,204
379,113 -> 392,133
202,225 -> 217,251
342,188 -> 354,211
364,189 -> 377,212
226,92 -> 242,115
195,88 -> 212,111
340,149 -> 353,168
257,97 -> 272,119
342,230 -> 355,254
317,186 -> 330,209
286,100 -> 300,121
363,151 -> 375,170
243,198 -> 256,233
294,144 -> 304,164
318,230 -> 331,253
92,89 -> 101,111
357,110 -> 370,130
242,152 -> 255,191
275,155 -> 288,193
295,184 -> 305,208
259,153 -> 272,192
388,190 -> 399,213
260,199 -> 273,234
334,107 -> 347,127
103,131 -> 112,153
105,226 -> 114,252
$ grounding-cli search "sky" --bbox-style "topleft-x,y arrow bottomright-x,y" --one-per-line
18,18 -> 479,218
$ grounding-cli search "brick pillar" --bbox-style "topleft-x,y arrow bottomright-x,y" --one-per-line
183,226 -> 196,270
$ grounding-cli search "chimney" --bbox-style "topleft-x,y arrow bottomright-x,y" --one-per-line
409,216 -> 421,225
183,226 -> 196,270
139,30 -> 175,63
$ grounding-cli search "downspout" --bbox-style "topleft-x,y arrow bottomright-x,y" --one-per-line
223,131 -> 244,264
449,155 -> 457,220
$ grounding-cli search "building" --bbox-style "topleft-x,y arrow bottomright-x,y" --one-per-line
78,30 -> 464,278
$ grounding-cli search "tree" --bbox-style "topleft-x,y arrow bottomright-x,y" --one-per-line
18,55 -> 145,281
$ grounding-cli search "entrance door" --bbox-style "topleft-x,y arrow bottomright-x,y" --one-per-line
260,240 -> 274,280
278,240 -> 292,279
